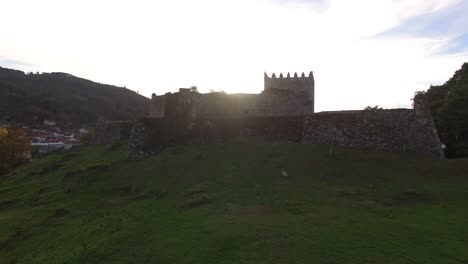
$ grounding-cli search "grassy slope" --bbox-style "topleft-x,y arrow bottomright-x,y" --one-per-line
1,141 -> 468,264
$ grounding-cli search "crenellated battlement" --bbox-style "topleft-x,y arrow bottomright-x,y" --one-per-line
265,71 -> 313,79
264,71 -> 314,89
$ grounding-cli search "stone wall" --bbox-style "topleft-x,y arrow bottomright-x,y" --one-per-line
128,116 -> 305,159
91,121 -> 133,146
128,118 -> 188,160
149,89 -> 313,119
196,93 -> 262,118
302,109 -> 444,158
261,89 -> 312,116
130,107 -> 444,159
149,94 -> 165,118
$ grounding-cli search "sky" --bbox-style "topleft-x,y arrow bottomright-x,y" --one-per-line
1,0 -> 467,111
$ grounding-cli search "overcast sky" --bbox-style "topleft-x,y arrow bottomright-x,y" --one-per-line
1,0 -> 467,111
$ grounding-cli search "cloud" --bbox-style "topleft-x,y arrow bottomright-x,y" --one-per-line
378,1 -> 468,54
0,57 -> 37,71
441,33 -> 468,54
0,0 -> 467,111
267,0 -> 329,12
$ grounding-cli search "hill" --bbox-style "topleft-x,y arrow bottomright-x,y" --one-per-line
425,63 -> 468,157
0,67 -> 149,127
1,141 -> 468,263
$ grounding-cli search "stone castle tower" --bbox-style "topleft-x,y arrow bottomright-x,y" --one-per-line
264,71 -> 315,113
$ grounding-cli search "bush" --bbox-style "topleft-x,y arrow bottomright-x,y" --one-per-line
0,127 -> 31,173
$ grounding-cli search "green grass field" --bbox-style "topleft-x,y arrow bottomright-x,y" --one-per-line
1,140 -> 468,264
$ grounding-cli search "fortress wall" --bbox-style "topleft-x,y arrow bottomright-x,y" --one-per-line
128,117 -> 190,159
178,88 -> 192,105
191,116 -> 305,143
128,109 -> 444,159
91,121 -> 134,146
192,91 -> 312,118
128,116 -> 305,159
195,93 -> 262,118
302,109 -> 444,158
238,116 -> 305,142
163,92 -> 183,119
149,94 -> 165,118
261,89 -> 313,116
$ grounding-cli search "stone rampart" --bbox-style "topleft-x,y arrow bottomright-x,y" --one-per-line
128,116 -> 305,159
129,108 -> 444,159
302,109 -> 444,158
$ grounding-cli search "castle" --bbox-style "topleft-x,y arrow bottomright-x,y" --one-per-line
91,71 -> 445,160
149,71 -> 315,118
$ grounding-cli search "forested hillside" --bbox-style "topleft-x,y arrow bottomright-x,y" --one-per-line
425,63 -> 468,157
0,67 -> 149,127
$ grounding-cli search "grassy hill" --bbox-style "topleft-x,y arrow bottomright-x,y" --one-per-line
1,141 -> 468,263
0,67 -> 149,127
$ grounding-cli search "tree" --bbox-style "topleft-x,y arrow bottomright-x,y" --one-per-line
364,105 -> 382,111
190,85 -> 199,93
423,63 -> 468,157
0,127 -> 31,174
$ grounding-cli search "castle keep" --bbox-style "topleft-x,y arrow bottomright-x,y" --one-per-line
149,71 -> 315,119
89,71 -> 444,160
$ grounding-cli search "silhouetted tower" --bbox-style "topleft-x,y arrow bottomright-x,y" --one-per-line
264,71 -> 315,113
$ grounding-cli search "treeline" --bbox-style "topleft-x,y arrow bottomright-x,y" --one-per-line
0,67 -> 150,128
424,63 -> 468,158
